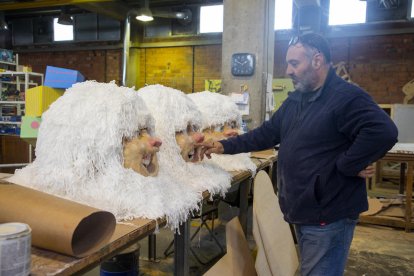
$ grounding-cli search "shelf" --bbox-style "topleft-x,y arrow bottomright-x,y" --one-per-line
0,101 -> 25,104
0,134 -> 20,137
0,80 -> 38,86
0,71 -> 44,78
0,121 -> 22,125
0,61 -> 17,66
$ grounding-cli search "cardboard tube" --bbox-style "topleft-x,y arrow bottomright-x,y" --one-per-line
0,181 -> 116,258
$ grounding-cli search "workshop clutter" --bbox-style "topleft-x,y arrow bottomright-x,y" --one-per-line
25,85 -> 64,116
20,116 -> 41,146
0,48 -> 13,63
44,65 -> 85,89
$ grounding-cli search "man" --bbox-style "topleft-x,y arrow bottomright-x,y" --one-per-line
201,33 -> 398,275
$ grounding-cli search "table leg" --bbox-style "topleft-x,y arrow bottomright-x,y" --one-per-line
405,161 -> 413,232
238,178 -> 251,235
174,220 -> 190,276
399,162 -> 406,195
148,233 -> 156,261
271,161 -> 278,194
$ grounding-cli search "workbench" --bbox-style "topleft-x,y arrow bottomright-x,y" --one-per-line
28,153 -> 277,276
360,147 -> 414,232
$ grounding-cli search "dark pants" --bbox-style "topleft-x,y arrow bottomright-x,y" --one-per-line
295,218 -> 358,276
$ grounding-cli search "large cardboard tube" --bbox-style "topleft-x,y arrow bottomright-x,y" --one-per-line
0,181 -> 116,258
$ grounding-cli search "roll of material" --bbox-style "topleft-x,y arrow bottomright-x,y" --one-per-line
0,181 -> 116,258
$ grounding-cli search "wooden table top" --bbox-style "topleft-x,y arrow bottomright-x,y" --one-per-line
31,218 -> 165,276
30,151 -> 278,275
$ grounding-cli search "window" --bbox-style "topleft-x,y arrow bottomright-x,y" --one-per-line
199,5 -> 223,33
53,18 -> 74,41
329,0 -> 366,25
274,0 -> 293,30
411,1 -> 414,18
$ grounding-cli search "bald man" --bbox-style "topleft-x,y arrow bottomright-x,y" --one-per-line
201,33 -> 398,275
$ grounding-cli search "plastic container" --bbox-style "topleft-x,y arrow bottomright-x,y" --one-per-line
100,243 -> 140,276
0,222 -> 31,276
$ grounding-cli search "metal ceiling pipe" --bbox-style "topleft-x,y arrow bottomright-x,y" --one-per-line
122,11 -> 133,87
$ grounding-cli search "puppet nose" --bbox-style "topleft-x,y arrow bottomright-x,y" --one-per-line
192,132 -> 204,143
149,137 -> 162,148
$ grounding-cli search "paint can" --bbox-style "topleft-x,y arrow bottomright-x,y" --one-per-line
0,222 -> 31,276
100,243 -> 140,276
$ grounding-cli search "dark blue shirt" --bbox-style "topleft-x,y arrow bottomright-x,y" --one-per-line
221,68 -> 398,224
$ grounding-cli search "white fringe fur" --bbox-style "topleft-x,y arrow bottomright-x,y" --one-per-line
138,85 -> 232,199
188,91 -> 256,175
9,81 -> 202,229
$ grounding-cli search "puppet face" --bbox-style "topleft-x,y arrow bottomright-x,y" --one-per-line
123,129 -> 162,176
202,121 -> 240,142
175,125 -> 204,162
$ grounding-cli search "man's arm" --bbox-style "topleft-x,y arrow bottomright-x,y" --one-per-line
336,95 -> 398,176
200,110 -> 282,159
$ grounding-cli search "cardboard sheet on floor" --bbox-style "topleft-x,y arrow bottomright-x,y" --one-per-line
253,171 -> 298,276
204,217 -> 256,276
0,181 -> 116,257
378,205 -> 413,218
361,197 -> 383,216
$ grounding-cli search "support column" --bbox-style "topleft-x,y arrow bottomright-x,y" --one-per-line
222,0 -> 275,129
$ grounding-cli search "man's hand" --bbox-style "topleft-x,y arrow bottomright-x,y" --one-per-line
358,165 -> 375,179
198,141 -> 224,160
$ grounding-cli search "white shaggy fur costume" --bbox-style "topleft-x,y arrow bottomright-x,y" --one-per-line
9,81 -> 201,229
188,91 -> 256,174
138,85 -> 231,197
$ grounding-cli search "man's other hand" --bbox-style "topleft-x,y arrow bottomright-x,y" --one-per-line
358,165 -> 375,179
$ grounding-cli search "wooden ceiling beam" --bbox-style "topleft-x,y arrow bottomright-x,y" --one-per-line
0,0 -> 114,11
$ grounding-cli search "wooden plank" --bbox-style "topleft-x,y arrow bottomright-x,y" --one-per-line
31,218 -> 165,275
359,215 -> 414,230
364,152 -> 414,232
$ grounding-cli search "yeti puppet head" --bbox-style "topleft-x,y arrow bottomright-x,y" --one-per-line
188,91 -> 256,174
138,85 -> 232,196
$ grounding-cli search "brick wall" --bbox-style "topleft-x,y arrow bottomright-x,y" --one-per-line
274,34 -> 414,104
19,50 -> 123,85
18,34 -> 414,104
141,47 -> 194,93
193,45 -> 222,92
135,44 -> 221,93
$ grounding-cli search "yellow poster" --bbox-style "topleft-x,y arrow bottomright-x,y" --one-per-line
204,79 -> 222,93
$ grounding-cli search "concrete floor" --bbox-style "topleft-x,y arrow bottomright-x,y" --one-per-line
85,181 -> 414,276
86,207 -> 414,276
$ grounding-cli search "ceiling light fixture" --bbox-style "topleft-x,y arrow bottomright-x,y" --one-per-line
136,0 -> 153,22
0,12 -> 8,30
57,7 -> 73,25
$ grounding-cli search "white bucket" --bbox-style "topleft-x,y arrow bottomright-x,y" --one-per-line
0,222 -> 31,276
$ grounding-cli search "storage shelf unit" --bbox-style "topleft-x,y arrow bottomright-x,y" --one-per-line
0,55 -> 42,171
0,53 -> 18,70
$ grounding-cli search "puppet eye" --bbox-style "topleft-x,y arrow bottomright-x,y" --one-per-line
214,125 -> 224,132
139,128 -> 148,137
187,124 -> 199,133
